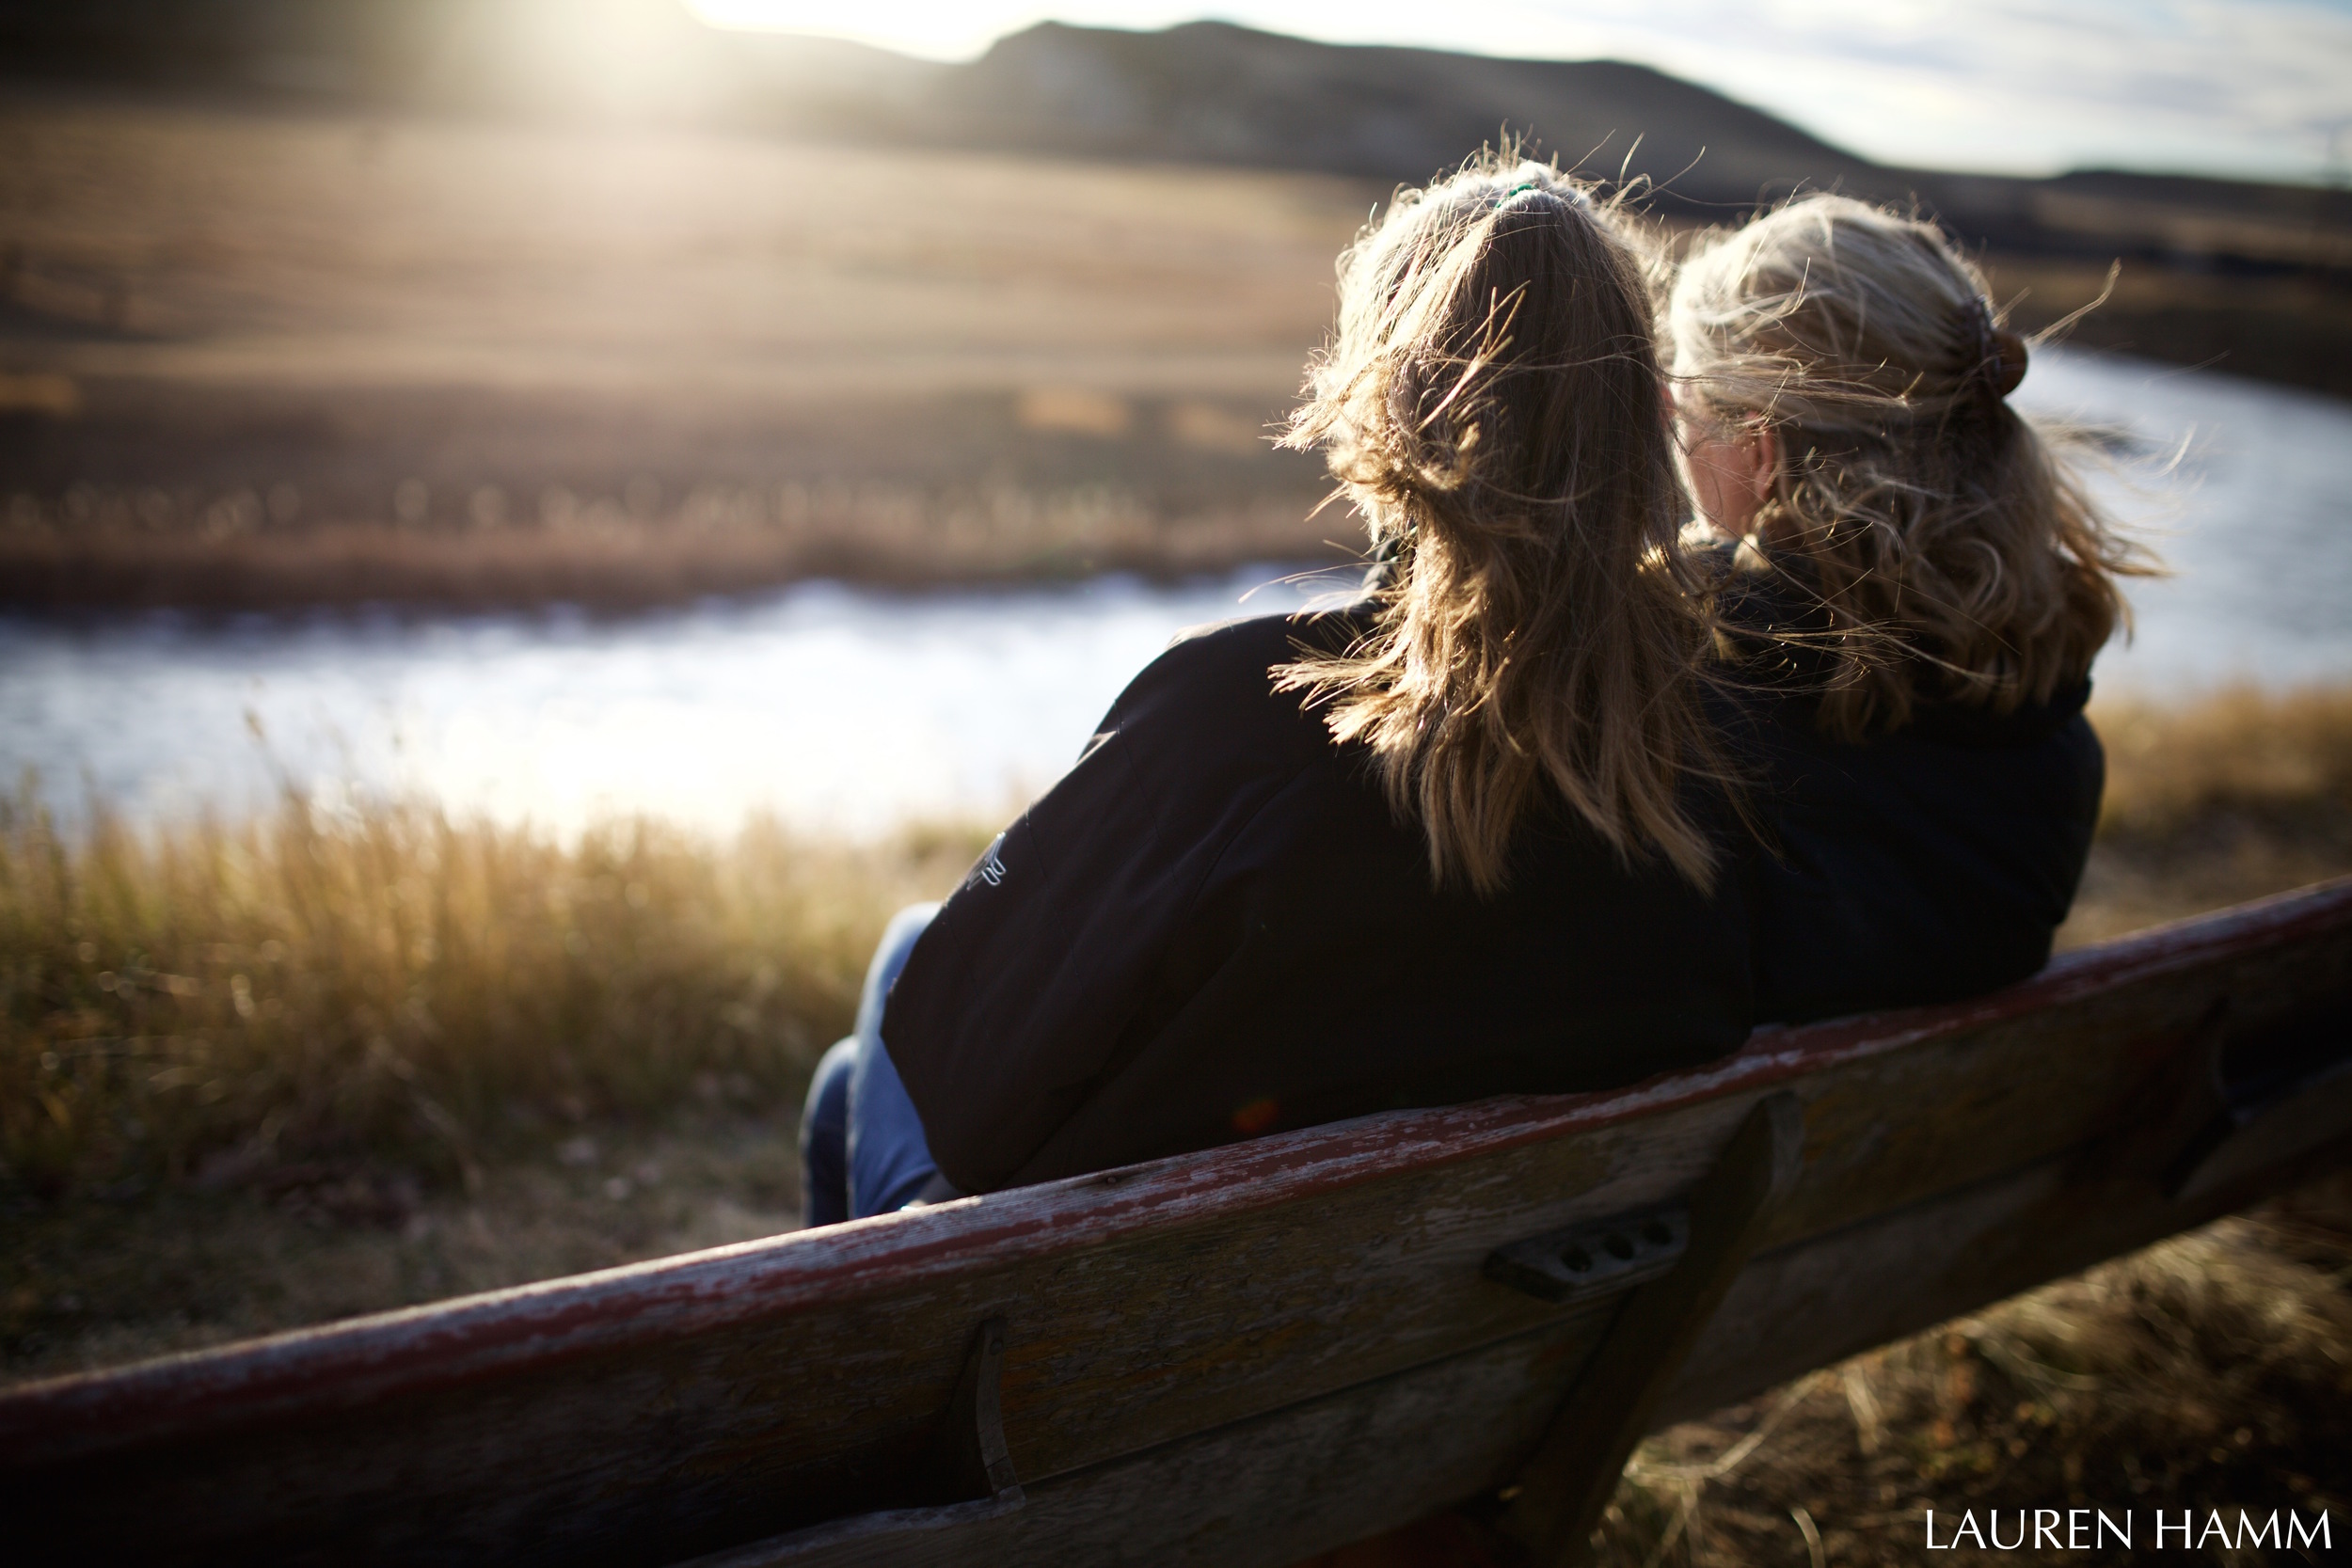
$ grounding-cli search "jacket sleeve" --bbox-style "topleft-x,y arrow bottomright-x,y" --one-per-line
878,621 -> 1317,1192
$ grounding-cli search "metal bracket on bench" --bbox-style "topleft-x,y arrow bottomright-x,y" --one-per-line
1485,1203 -> 1690,1305
1499,1091 -> 1805,1568
675,1318 -> 1025,1568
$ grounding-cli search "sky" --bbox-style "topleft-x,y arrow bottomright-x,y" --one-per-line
688,0 -> 2352,184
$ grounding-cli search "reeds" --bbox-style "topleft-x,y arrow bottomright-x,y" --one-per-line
1,791 -> 986,1196
0,489 -> 1341,614
2060,684 -> 2352,947
2094,684 -> 2352,846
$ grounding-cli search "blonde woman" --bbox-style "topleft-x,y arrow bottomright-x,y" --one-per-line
1668,194 -> 2150,1021
803,158 -> 1754,1214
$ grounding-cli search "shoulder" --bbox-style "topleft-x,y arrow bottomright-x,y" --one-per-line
1034,603 -> 1384,870
1104,604 -> 1375,742
1152,602 -> 1373,682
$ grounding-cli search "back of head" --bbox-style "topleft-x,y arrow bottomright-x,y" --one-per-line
1281,156 -> 1723,895
1668,194 -> 2149,736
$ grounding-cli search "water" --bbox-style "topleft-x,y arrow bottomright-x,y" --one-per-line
2014,351 -> 2352,691
0,568 -> 1340,837
3,347 -> 2346,837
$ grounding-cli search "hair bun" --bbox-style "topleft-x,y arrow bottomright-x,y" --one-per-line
1992,327 -> 2028,396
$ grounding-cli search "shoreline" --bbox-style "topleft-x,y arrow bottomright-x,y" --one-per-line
0,516 -> 1359,617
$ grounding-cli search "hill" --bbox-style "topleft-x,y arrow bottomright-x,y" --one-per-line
896,22 -> 1871,208
5,4 -> 2348,271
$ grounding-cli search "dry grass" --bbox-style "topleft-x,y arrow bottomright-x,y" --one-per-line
1591,1182 -> 2352,1566
1980,251 -> 2352,401
9,93 -> 2347,614
1,1106 -> 804,1386
2059,685 -> 2352,946
0,791 -> 988,1199
1,791 -> 989,1381
2099,686 -> 2352,840
0,478 -> 1343,610
0,96 -> 1359,377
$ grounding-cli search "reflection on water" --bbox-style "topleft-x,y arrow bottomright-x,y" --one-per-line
2,347 -> 2346,835
2015,349 -> 2352,691
0,569 -> 1336,836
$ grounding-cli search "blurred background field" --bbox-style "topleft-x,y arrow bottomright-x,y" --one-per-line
4,2 -> 2352,1560
0,92 -> 1353,608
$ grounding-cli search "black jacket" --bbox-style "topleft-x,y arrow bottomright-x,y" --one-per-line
882,607 -> 1756,1193
1727,675 -> 2103,1022
1712,560 -> 2105,1022
885,595 -> 2104,1193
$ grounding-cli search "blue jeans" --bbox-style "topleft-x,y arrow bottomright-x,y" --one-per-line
799,903 -> 946,1226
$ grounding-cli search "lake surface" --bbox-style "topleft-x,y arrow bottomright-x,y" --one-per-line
4,347 -> 2348,838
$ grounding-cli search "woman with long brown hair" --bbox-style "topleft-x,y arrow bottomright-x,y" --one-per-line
1668,193 -> 2153,1021
801,156 -> 1756,1217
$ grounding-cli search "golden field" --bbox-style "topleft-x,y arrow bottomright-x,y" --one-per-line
5,91 -> 2344,610
0,91 -> 1359,607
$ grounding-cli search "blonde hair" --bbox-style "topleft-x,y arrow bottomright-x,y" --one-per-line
1278,156 -> 1727,895
1668,194 -> 2153,739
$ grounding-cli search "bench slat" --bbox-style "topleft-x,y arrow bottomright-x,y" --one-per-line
695,1322 -> 1598,1568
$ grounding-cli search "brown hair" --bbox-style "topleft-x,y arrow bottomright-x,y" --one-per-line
1668,194 -> 2155,738
1278,156 -> 1727,895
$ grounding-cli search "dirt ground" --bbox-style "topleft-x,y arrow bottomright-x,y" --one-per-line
1,1105 -> 804,1383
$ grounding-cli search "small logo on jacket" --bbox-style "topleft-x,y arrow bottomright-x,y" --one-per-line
966,833 -> 1009,890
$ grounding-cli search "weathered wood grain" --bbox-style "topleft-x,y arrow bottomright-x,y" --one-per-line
2173,1053 -> 2352,1202
1503,1094 -> 1804,1564
1662,1142 -> 2298,1427
3,879 -> 2347,1567
679,1490 -> 1029,1568
696,1320 -> 1608,1568
678,1083 -> 2352,1568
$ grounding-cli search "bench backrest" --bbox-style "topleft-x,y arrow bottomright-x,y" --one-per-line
7,879 -> 2350,1568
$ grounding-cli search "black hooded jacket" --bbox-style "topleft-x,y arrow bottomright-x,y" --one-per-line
883,588 -> 2103,1193
882,606 -> 1756,1194
1712,563 -> 2105,1022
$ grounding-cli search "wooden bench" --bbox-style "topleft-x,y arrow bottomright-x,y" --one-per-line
7,879 -> 2351,1567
